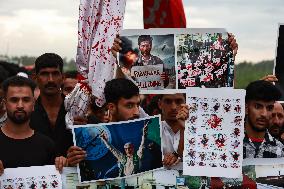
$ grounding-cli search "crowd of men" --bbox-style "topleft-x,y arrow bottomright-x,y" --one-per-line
0,35 -> 284,180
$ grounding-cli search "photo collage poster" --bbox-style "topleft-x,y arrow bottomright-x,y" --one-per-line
118,28 -> 234,92
72,116 -> 162,183
183,88 -> 245,178
0,165 -> 62,189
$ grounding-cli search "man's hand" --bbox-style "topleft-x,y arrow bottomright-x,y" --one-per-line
0,160 -> 4,176
163,153 -> 180,167
228,33 -> 238,57
176,104 -> 189,129
55,156 -> 67,173
100,131 -> 108,141
261,75 -> 278,83
111,34 -> 122,59
67,146 -> 87,166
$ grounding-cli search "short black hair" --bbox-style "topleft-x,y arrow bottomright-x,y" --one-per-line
64,70 -> 78,79
35,53 -> 63,74
104,78 -> 139,104
2,76 -> 36,96
245,80 -> 281,103
160,93 -> 186,100
138,35 -> 153,46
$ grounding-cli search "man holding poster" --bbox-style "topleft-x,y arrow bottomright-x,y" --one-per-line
0,76 -> 66,175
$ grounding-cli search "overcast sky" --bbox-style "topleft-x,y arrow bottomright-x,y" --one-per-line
0,0 -> 283,63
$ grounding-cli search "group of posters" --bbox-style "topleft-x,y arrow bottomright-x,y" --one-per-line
2,26 -> 284,188
118,28 -> 234,91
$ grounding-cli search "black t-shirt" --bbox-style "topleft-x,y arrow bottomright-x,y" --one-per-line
30,97 -> 73,157
0,129 -> 56,169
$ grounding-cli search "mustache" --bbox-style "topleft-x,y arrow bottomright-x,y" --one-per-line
14,110 -> 27,115
44,83 -> 57,88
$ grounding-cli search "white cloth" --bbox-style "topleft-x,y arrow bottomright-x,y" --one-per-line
161,121 -> 180,154
76,0 -> 127,107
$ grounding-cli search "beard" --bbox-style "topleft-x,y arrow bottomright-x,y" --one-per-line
7,110 -> 31,124
247,116 -> 267,132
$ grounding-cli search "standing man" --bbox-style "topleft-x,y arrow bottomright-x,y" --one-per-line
268,102 -> 284,140
30,53 -> 73,157
0,76 -> 65,175
67,78 -> 142,165
244,80 -> 284,158
158,93 -> 188,167
62,70 -> 78,97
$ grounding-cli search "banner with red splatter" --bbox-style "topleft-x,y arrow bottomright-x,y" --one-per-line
184,88 -> 245,178
76,0 -> 126,106
143,0 -> 186,28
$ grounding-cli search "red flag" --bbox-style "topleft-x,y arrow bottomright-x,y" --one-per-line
143,0 -> 186,28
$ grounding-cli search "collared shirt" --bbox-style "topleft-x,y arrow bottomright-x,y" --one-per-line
29,97 -> 73,157
161,121 -> 180,154
243,130 -> 284,158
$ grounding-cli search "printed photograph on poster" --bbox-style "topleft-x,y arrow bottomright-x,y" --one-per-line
274,24 -> 284,100
176,30 -> 234,88
255,164 -> 284,188
0,165 -> 62,189
108,169 -> 179,189
72,116 -> 162,182
139,89 -> 187,170
118,29 -> 176,90
183,88 -> 245,178
61,168 -> 97,189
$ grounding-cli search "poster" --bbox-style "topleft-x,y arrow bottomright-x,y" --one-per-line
177,29 -> 234,88
183,88 -> 245,178
72,116 -> 162,183
0,165 -> 62,189
131,64 -> 164,90
119,29 -> 176,90
274,24 -> 284,100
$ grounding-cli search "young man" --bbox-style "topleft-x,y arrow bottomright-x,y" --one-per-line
67,78 -> 141,166
62,70 -> 78,96
0,76 -> 65,175
30,53 -> 73,157
244,80 -> 284,158
158,93 -> 188,167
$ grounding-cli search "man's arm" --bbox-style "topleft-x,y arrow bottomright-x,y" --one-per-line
100,132 -> 124,161
137,121 -> 149,159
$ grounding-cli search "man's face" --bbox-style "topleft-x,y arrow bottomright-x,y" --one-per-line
124,144 -> 134,157
139,41 -> 152,56
62,78 -> 78,96
158,94 -> 185,121
246,100 -> 274,132
36,67 -> 63,96
109,95 -> 140,122
4,86 -> 35,124
269,102 -> 284,138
